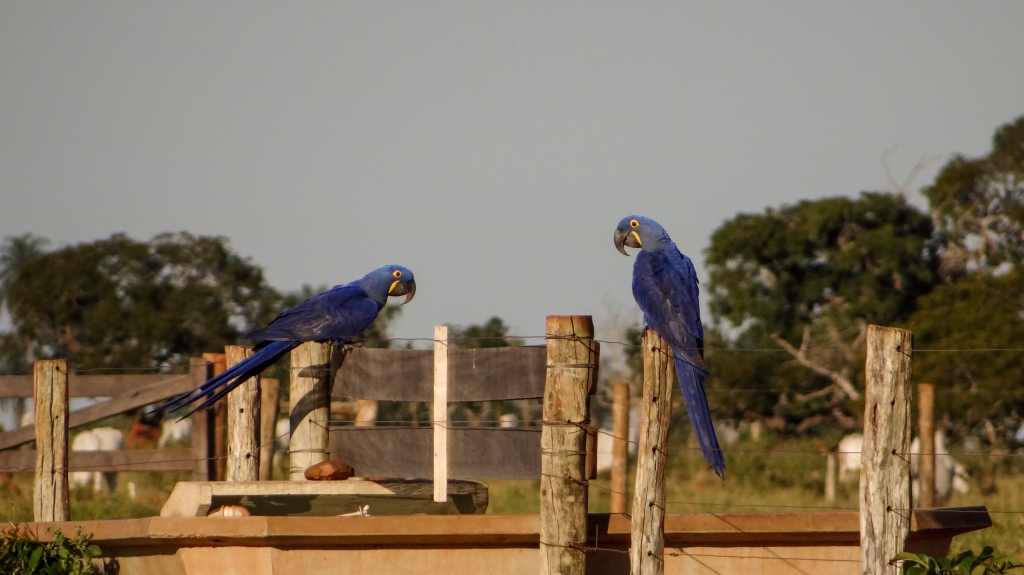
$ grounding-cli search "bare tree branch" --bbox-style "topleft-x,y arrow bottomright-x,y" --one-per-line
771,331 -> 861,400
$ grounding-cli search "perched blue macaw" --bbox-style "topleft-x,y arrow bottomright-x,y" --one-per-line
156,264 -> 416,417
614,216 -> 725,478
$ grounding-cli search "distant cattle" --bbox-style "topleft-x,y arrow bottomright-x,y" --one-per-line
910,431 -> 970,504
158,418 -> 192,447
70,427 -> 123,493
836,431 -> 969,503
837,433 -> 863,482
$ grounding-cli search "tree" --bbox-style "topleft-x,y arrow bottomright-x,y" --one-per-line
703,192 -> 938,432
3,232 -> 283,371
0,233 -> 49,314
908,266 -> 1024,442
925,114 -> 1024,279
449,316 -> 522,348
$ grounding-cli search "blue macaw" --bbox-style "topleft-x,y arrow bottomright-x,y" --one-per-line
614,216 -> 725,478
156,264 -> 416,417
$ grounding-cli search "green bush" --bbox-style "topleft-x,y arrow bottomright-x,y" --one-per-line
0,525 -> 102,575
896,547 -> 1023,575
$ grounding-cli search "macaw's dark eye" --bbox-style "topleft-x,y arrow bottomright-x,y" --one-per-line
630,219 -> 639,228
393,270 -> 402,278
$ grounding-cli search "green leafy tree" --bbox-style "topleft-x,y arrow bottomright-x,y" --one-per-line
449,316 -> 522,348
3,232 -> 283,371
704,192 -> 938,431
925,115 -> 1024,279
908,266 -> 1024,439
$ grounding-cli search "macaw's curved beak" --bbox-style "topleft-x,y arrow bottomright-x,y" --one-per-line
389,279 -> 417,304
614,228 -> 642,256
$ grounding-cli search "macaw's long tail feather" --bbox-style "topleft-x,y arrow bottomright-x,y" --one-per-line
673,353 -> 726,479
153,341 -> 298,419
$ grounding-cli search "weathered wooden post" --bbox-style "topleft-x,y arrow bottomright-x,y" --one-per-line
204,352 -> 228,481
289,342 -> 332,480
917,383 -> 935,509
259,377 -> 281,481
861,325 -> 913,575
630,330 -> 674,575
190,358 -> 216,481
825,451 -> 837,502
34,359 -> 69,522
611,382 -> 630,513
540,315 -> 596,575
225,345 -> 261,482
433,325 -> 449,502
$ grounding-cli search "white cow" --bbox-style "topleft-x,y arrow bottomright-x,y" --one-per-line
158,418 -> 191,446
837,433 -> 863,482
910,431 -> 970,503
70,427 -> 123,493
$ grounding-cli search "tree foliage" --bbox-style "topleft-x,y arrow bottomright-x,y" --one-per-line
908,266 -> 1024,437
3,232 -> 283,371
703,192 -> 938,433
925,114 -> 1024,279
449,316 -> 522,349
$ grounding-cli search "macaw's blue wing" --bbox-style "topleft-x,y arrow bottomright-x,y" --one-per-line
155,284 -> 383,419
633,249 -> 725,478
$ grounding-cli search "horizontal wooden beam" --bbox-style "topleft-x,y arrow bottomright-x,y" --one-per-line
334,346 -> 546,402
330,427 -> 541,480
0,448 -> 195,473
0,373 -> 195,451
0,373 -> 188,398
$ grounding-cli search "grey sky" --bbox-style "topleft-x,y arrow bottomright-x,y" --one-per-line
2,2 -> 1023,346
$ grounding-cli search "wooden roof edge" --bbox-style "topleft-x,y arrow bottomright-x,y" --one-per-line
911,506 -> 992,535
21,507 -> 990,548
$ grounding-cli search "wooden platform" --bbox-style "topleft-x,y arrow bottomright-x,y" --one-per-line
26,507 -> 991,575
160,479 -> 489,517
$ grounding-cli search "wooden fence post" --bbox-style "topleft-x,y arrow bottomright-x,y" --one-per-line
225,346 -> 260,482
433,325 -> 449,503
259,378 -> 281,481
190,358 -> 216,481
630,330 -> 674,575
540,315 -> 596,575
289,342 -> 332,480
825,451 -> 837,502
917,383 -> 935,509
861,325 -> 913,575
611,382 -> 630,514
34,359 -> 69,522
204,353 -> 228,481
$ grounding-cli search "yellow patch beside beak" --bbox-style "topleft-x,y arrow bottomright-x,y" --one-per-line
388,280 -> 400,294
631,231 -> 642,247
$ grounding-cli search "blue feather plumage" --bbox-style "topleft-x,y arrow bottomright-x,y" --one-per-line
154,265 -> 416,418
616,216 -> 725,478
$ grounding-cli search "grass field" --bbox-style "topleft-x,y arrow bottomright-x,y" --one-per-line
1,431 -> 1021,561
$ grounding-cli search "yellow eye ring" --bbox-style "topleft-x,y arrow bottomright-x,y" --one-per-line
629,219 -> 639,228
393,270 -> 402,278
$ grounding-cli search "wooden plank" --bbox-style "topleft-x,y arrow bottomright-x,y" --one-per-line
34,359 -> 70,522
0,372 -> 196,451
226,346 -> 260,482
334,348 -> 432,401
0,448 -> 196,473
332,346 -> 547,402
331,428 -> 432,478
861,325 -> 913,575
331,427 -> 541,480
611,382 -> 629,513
289,342 -> 332,480
540,315 -> 595,575
917,383 -> 935,508
630,330 -> 674,575
0,373 -> 190,398
27,508 -> 991,549
259,378 -> 281,481
190,358 -> 216,481
433,325 -> 449,502
160,479 -> 487,517
205,353 -> 228,482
